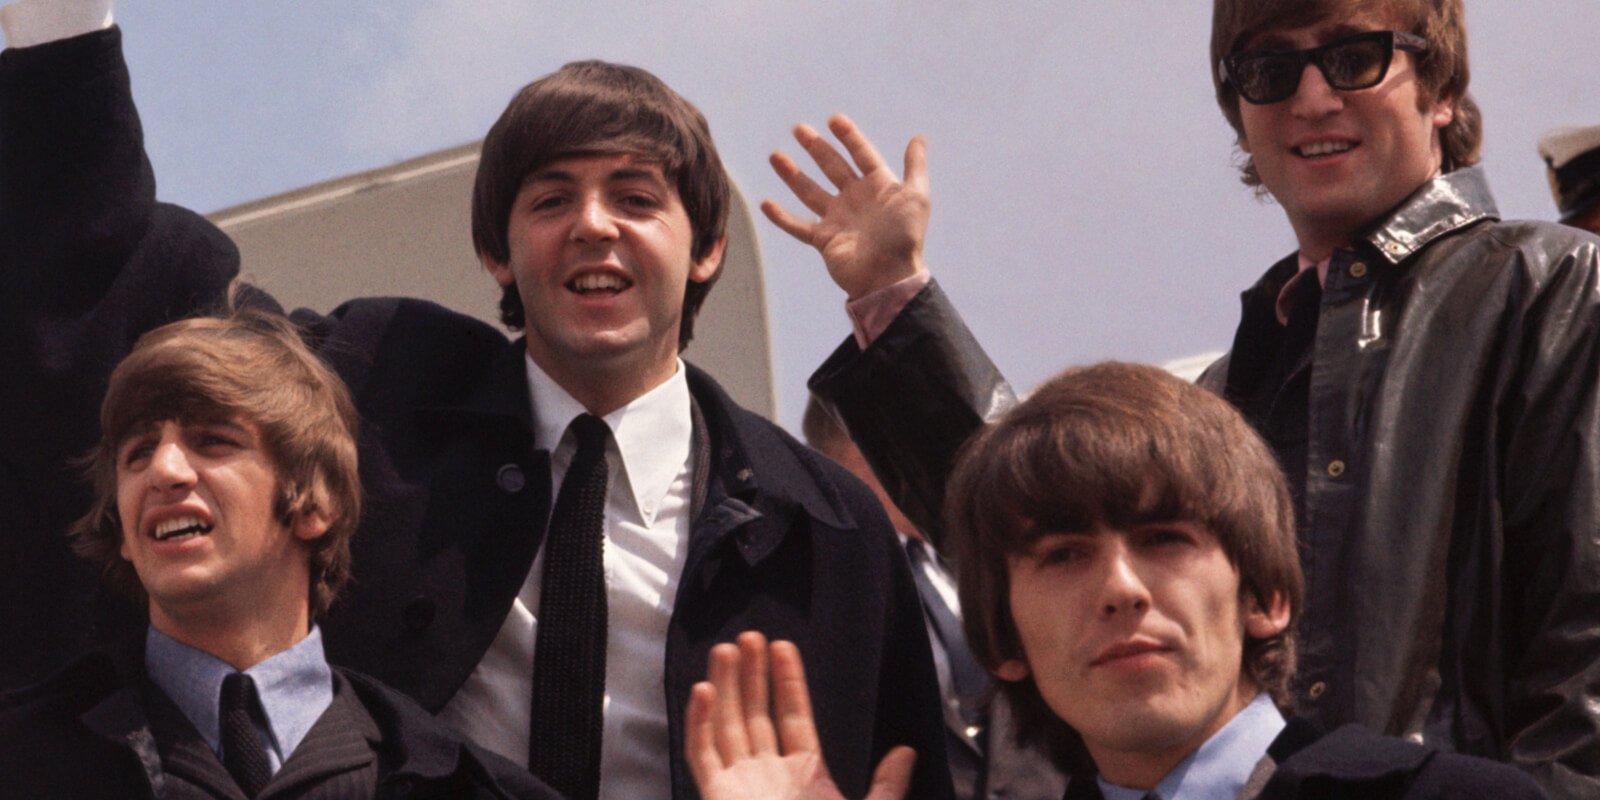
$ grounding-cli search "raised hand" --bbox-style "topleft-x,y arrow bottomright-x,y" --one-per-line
686,631 -> 915,800
763,115 -> 930,300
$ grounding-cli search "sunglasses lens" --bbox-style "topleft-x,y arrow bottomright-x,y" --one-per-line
1321,39 -> 1389,89
1233,54 -> 1302,104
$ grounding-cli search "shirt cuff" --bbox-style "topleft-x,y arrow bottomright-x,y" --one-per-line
1,0 -> 113,49
846,271 -> 931,350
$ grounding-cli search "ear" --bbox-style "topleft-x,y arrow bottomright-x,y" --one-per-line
1428,93 -> 1456,131
1244,590 -> 1292,639
481,252 -> 516,288
689,236 -> 727,284
292,509 -> 333,542
994,658 -> 1030,682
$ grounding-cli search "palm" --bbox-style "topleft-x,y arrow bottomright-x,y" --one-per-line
763,115 -> 930,299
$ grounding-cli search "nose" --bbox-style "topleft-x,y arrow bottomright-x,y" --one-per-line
1288,61 -> 1343,118
1098,543 -> 1152,618
571,194 -> 620,243
148,439 -> 198,492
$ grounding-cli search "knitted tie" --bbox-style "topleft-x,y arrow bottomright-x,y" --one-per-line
905,539 -> 991,727
220,673 -> 272,798
529,414 -> 612,800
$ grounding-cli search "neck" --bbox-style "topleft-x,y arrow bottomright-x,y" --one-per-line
528,344 -> 679,417
1090,678 -> 1260,790
149,595 -> 312,671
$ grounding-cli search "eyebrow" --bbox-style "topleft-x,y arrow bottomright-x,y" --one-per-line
524,165 -> 668,186
1246,23 -> 1372,51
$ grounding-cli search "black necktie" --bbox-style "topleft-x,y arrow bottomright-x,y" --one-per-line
529,414 -> 612,800
220,673 -> 272,798
905,539 -> 991,727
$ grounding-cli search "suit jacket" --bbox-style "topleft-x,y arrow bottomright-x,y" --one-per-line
0,647 -> 557,799
1060,719 -> 1547,800
1,27 -> 954,800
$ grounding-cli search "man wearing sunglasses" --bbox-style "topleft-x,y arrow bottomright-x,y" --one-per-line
768,0 -> 1600,797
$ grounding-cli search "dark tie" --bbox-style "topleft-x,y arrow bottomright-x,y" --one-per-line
529,414 -> 612,800
220,673 -> 272,798
905,539 -> 991,727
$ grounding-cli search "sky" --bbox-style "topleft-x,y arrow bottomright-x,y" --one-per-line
99,2 -> 1600,433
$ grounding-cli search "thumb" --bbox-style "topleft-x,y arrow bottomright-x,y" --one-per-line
863,746 -> 916,800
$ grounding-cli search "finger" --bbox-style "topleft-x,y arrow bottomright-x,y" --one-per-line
760,199 -> 818,245
828,114 -> 890,178
736,632 -> 778,753
903,135 -> 929,197
769,640 -> 821,754
770,151 -> 836,216
707,642 -> 752,762
686,681 -> 726,783
795,122 -> 860,190
863,746 -> 917,800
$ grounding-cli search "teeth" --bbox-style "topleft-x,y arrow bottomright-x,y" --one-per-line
571,273 -> 627,292
1299,141 -> 1353,157
153,515 -> 212,541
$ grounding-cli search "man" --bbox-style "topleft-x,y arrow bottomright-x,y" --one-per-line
0,2 -> 953,799
766,0 -> 1600,795
803,397 -> 1066,800
0,310 -> 556,798
1538,124 -> 1600,235
686,364 -> 1547,800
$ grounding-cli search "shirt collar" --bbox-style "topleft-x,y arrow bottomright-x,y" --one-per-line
1097,692 -> 1285,800
144,625 -> 335,762
524,353 -> 693,525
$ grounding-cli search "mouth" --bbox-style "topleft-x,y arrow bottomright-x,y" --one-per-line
566,271 -> 632,296
149,515 -> 214,542
1294,139 -> 1356,159
1091,639 -> 1173,667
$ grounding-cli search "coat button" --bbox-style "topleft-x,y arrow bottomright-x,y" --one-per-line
1308,681 -> 1328,699
403,596 -> 435,632
1326,459 -> 1346,477
496,463 -> 526,493
1349,262 -> 1368,279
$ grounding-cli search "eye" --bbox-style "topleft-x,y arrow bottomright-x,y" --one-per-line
120,440 -> 155,468
528,193 -> 568,212
1139,525 -> 1198,549
619,191 -> 661,210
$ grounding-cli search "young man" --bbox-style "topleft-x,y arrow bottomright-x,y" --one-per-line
768,1 -> 1600,794
0,310 -> 555,798
802,397 -> 1066,800
686,364 -> 1547,800
0,2 -> 952,799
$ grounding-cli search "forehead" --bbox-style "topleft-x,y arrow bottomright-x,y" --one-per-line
1241,8 -> 1396,49
524,152 -> 671,185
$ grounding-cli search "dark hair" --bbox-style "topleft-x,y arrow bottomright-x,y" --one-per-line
946,362 -> 1303,770
1210,0 -> 1480,188
471,60 -> 730,350
71,308 -> 361,619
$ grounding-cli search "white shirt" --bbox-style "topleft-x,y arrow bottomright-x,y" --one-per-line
439,354 -> 693,800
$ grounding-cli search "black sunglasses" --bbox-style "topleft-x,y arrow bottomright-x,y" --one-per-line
1221,30 -> 1429,105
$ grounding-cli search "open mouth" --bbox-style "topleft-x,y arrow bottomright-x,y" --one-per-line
568,273 -> 631,295
1295,140 -> 1355,159
151,515 -> 214,542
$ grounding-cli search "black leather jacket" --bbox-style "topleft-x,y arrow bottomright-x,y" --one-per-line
810,167 -> 1600,798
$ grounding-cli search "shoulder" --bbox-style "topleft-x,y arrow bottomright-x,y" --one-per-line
1446,217 -> 1600,289
293,297 -> 512,400
1266,723 -> 1544,799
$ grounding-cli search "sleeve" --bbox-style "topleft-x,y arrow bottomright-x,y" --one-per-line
1497,237 -> 1600,797
808,279 -> 1016,556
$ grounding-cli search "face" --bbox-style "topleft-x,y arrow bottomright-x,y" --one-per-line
820,439 -> 922,540
998,521 -> 1288,782
116,418 -> 328,629
1236,12 -> 1455,256
483,153 -> 724,408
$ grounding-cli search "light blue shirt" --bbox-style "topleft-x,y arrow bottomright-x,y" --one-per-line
144,625 -> 335,773
1098,692 -> 1285,800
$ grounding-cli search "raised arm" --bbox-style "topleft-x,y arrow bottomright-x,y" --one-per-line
769,117 -> 1014,552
